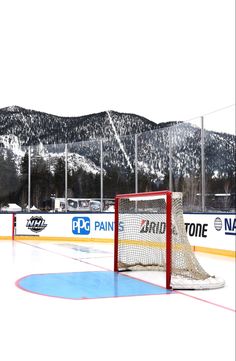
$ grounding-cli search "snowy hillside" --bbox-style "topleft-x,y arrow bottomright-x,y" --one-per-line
0,106 -> 235,210
0,106 -> 160,145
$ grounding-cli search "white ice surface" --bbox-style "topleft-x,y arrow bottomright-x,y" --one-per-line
0,240 -> 235,361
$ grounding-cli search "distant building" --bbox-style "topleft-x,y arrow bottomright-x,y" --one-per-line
1,203 -> 22,212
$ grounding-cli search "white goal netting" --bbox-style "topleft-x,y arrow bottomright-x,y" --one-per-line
115,192 -> 225,290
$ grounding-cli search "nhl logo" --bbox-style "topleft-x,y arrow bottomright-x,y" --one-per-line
26,216 -> 47,233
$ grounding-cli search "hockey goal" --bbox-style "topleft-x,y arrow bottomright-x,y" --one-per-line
114,191 -> 225,290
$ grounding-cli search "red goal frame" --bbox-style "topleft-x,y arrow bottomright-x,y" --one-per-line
114,191 -> 173,289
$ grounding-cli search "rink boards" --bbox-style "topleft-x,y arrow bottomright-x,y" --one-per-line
0,212 -> 235,257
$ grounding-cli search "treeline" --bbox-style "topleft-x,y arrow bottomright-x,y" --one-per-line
0,149 -> 235,212
0,151 -> 158,210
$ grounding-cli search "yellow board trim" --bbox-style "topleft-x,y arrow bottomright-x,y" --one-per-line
13,236 -> 114,243
119,239 -> 197,252
0,236 -> 235,257
193,245 -> 235,258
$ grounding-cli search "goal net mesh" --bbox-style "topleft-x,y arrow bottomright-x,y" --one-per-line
116,192 -> 224,289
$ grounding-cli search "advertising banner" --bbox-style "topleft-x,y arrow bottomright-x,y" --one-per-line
184,213 -> 235,251
12,212 -> 236,255
15,213 -> 115,241
0,214 -> 13,239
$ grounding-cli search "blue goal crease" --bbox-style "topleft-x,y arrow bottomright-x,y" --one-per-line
16,271 -> 171,299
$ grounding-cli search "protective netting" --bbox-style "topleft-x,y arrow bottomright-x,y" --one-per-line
116,192 -> 224,289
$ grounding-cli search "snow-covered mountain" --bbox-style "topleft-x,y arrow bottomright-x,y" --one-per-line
0,106 -> 235,177
0,106 -> 235,210
0,106 -> 175,175
0,106 -> 161,145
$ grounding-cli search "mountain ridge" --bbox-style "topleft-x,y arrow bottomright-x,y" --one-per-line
1,106 -> 171,145
0,106 -> 235,211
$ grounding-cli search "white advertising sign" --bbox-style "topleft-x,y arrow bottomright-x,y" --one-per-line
0,214 -> 13,238
184,213 -> 235,251
15,213 -> 115,240
11,212 -> 236,254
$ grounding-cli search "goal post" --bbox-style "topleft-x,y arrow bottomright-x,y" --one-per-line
114,191 -> 225,290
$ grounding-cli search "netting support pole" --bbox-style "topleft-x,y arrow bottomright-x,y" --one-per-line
100,140 -> 103,212
65,144 -> 68,212
135,134 -> 138,194
201,117 -> 205,212
28,146 -> 31,212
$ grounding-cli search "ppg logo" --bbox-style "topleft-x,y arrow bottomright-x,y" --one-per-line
72,217 -> 90,235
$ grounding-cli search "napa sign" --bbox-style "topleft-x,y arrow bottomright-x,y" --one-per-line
183,213 -> 236,252
215,216 -> 236,236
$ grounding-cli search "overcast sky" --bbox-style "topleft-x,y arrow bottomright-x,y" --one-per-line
0,0 -> 235,133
